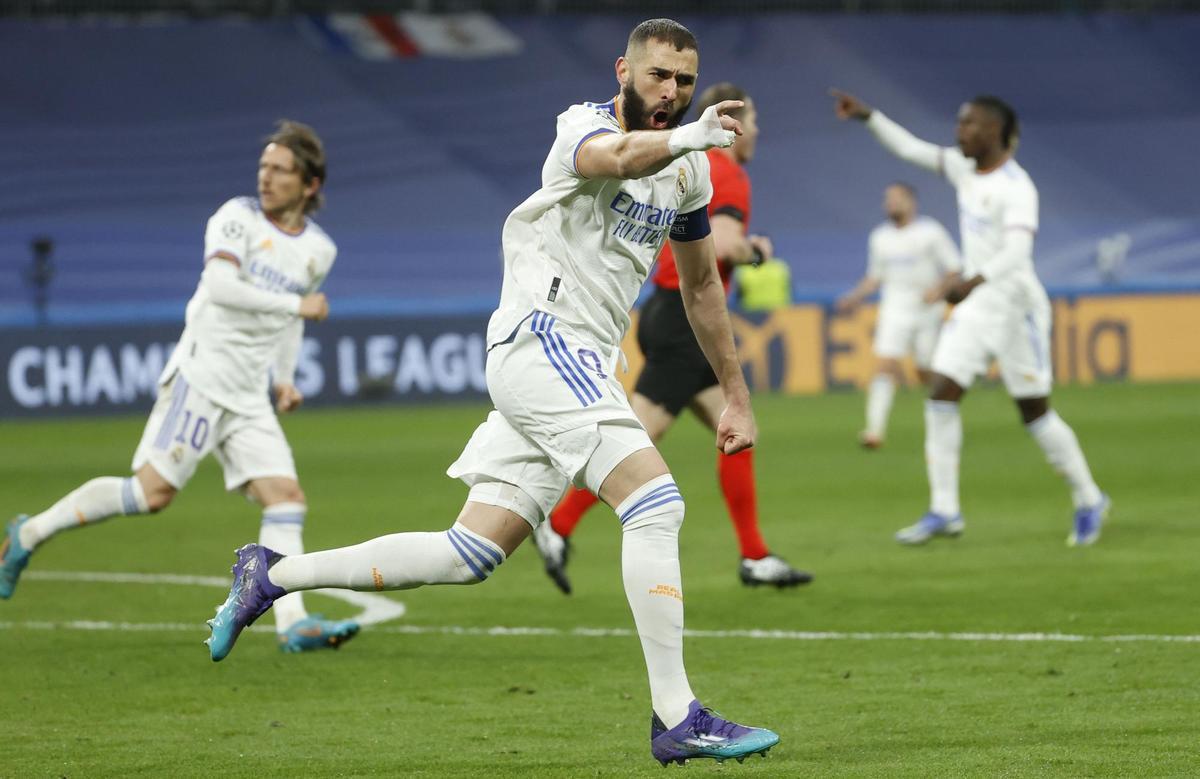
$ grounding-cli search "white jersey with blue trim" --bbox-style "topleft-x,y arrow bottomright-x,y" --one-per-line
163,196 -> 337,416
940,150 -> 1048,312
491,99 -> 714,356
868,215 -> 961,318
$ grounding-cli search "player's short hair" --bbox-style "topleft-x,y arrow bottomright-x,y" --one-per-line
265,120 -> 326,214
627,18 -> 698,57
970,95 -> 1019,150
694,82 -> 749,121
888,181 -> 918,200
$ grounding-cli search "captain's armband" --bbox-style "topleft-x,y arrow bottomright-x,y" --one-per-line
669,207 -> 711,242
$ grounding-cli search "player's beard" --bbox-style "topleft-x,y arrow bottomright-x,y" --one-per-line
620,80 -> 691,131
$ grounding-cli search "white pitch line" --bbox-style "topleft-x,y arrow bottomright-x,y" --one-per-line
23,570 -> 406,627
0,620 -> 1197,644
12,571 -> 1199,644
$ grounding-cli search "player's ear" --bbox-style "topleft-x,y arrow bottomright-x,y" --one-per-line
305,177 -> 321,200
615,56 -> 629,87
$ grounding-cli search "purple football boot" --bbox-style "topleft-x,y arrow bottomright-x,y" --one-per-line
205,544 -> 286,662
650,700 -> 780,765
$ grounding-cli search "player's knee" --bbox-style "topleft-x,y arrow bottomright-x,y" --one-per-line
928,373 -> 964,402
445,523 -> 507,585
620,488 -> 685,535
280,484 -> 306,505
144,485 -> 175,513
1017,397 -> 1049,425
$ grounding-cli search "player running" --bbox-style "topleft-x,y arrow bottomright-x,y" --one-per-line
533,83 -> 811,595
2,121 -> 359,653
836,182 -> 961,449
831,89 -> 1109,546
204,19 -> 779,766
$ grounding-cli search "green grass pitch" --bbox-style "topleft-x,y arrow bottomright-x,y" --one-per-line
2,381 -> 1197,777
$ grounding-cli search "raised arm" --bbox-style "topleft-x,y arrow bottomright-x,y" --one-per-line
669,233 -> 756,454
576,101 -> 743,180
830,89 -> 944,173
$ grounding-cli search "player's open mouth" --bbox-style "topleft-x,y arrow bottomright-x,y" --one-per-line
650,109 -> 670,129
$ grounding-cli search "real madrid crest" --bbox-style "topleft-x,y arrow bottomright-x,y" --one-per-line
675,166 -> 688,198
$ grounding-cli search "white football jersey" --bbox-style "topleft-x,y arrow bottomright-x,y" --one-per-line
163,197 -> 336,415
867,215 -> 961,317
491,99 -> 713,354
940,150 -> 1049,311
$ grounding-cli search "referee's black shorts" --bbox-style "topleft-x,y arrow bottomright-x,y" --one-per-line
633,286 -> 719,417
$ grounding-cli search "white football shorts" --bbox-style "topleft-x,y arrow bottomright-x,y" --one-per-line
874,303 -> 945,369
447,310 -> 653,527
131,372 -> 298,491
931,297 -> 1053,398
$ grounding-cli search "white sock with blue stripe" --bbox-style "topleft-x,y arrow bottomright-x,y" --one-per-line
264,521 -> 506,593
616,474 -> 695,729
259,502 -> 308,632
1026,410 -> 1103,509
20,476 -> 148,551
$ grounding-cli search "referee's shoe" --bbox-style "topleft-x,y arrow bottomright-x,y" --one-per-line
532,520 -> 572,595
739,554 -> 813,588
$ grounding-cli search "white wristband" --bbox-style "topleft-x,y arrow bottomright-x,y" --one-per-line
668,105 -> 736,156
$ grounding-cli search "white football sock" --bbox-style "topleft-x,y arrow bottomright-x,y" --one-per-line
259,502 -> 308,632
1026,410 -> 1103,509
865,374 -> 897,439
616,474 -> 694,729
266,521 -> 505,592
20,476 -> 148,551
925,400 -> 962,517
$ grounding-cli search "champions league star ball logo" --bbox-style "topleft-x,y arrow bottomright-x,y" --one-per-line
221,221 -> 245,240
676,167 -> 688,198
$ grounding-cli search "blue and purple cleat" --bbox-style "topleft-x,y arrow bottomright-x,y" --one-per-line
650,700 -> 779,766
206,543 -> 286,661
1,515 -> 33,600
895,511 -> 964,545
278,614 -> 360,654
1068,494 -> 1111,547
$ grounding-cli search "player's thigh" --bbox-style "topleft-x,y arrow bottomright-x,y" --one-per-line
929,310 -> 995,392
130,373 -> 223,490
912,316 -> 944,370
873,310 -> 914,363
686,384 -> 726,432
595,445 -> 670,509
631,392 -> 678,441
214,411 -> 297,494
997,308 -> 1053,399
447,409 -> 573,530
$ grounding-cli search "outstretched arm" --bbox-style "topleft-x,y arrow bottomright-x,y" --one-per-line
830,89 -> 944,173
837,275 -> 881,313
576,101 -> 743,180
670,234 -> 756,455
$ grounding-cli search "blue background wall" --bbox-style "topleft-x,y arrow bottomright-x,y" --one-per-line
3,13 -> 1198,325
